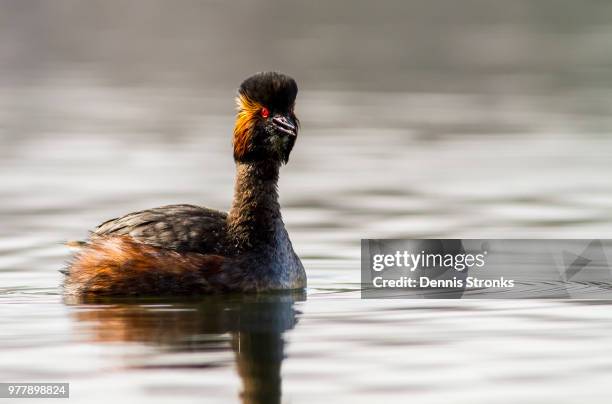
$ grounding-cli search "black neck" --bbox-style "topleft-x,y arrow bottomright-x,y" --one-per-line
228,160 -> 282,250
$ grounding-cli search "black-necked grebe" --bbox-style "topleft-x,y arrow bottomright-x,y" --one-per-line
63,72 -> 305,296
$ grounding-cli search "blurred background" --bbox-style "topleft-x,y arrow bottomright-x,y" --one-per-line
2,1 -> 612,403
2,0 -> 612,249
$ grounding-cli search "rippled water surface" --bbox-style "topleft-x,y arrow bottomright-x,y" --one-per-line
3,1 -> 612,403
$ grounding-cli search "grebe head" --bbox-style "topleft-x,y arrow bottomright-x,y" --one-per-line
233,72 -> 299,164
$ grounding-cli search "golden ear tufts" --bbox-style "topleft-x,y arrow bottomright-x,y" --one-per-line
233,94 -> 262,161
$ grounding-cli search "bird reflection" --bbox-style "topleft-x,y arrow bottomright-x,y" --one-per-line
66,291 -> 304,404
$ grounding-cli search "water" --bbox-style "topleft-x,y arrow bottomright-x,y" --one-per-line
2,1 -> 612,403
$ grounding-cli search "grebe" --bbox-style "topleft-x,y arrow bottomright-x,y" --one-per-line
64,72 -> 306,296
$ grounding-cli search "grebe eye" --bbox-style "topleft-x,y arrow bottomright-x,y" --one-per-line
261,107 -> 270,118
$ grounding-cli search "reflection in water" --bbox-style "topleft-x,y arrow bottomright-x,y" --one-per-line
67,291 -> 305,404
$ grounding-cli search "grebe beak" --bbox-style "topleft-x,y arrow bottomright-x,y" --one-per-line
271,115 -> 297,137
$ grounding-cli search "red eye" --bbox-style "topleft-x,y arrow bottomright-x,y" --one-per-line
261,107 -> 270,118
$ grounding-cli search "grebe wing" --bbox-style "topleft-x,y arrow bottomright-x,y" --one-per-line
92,204 -> 227,253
